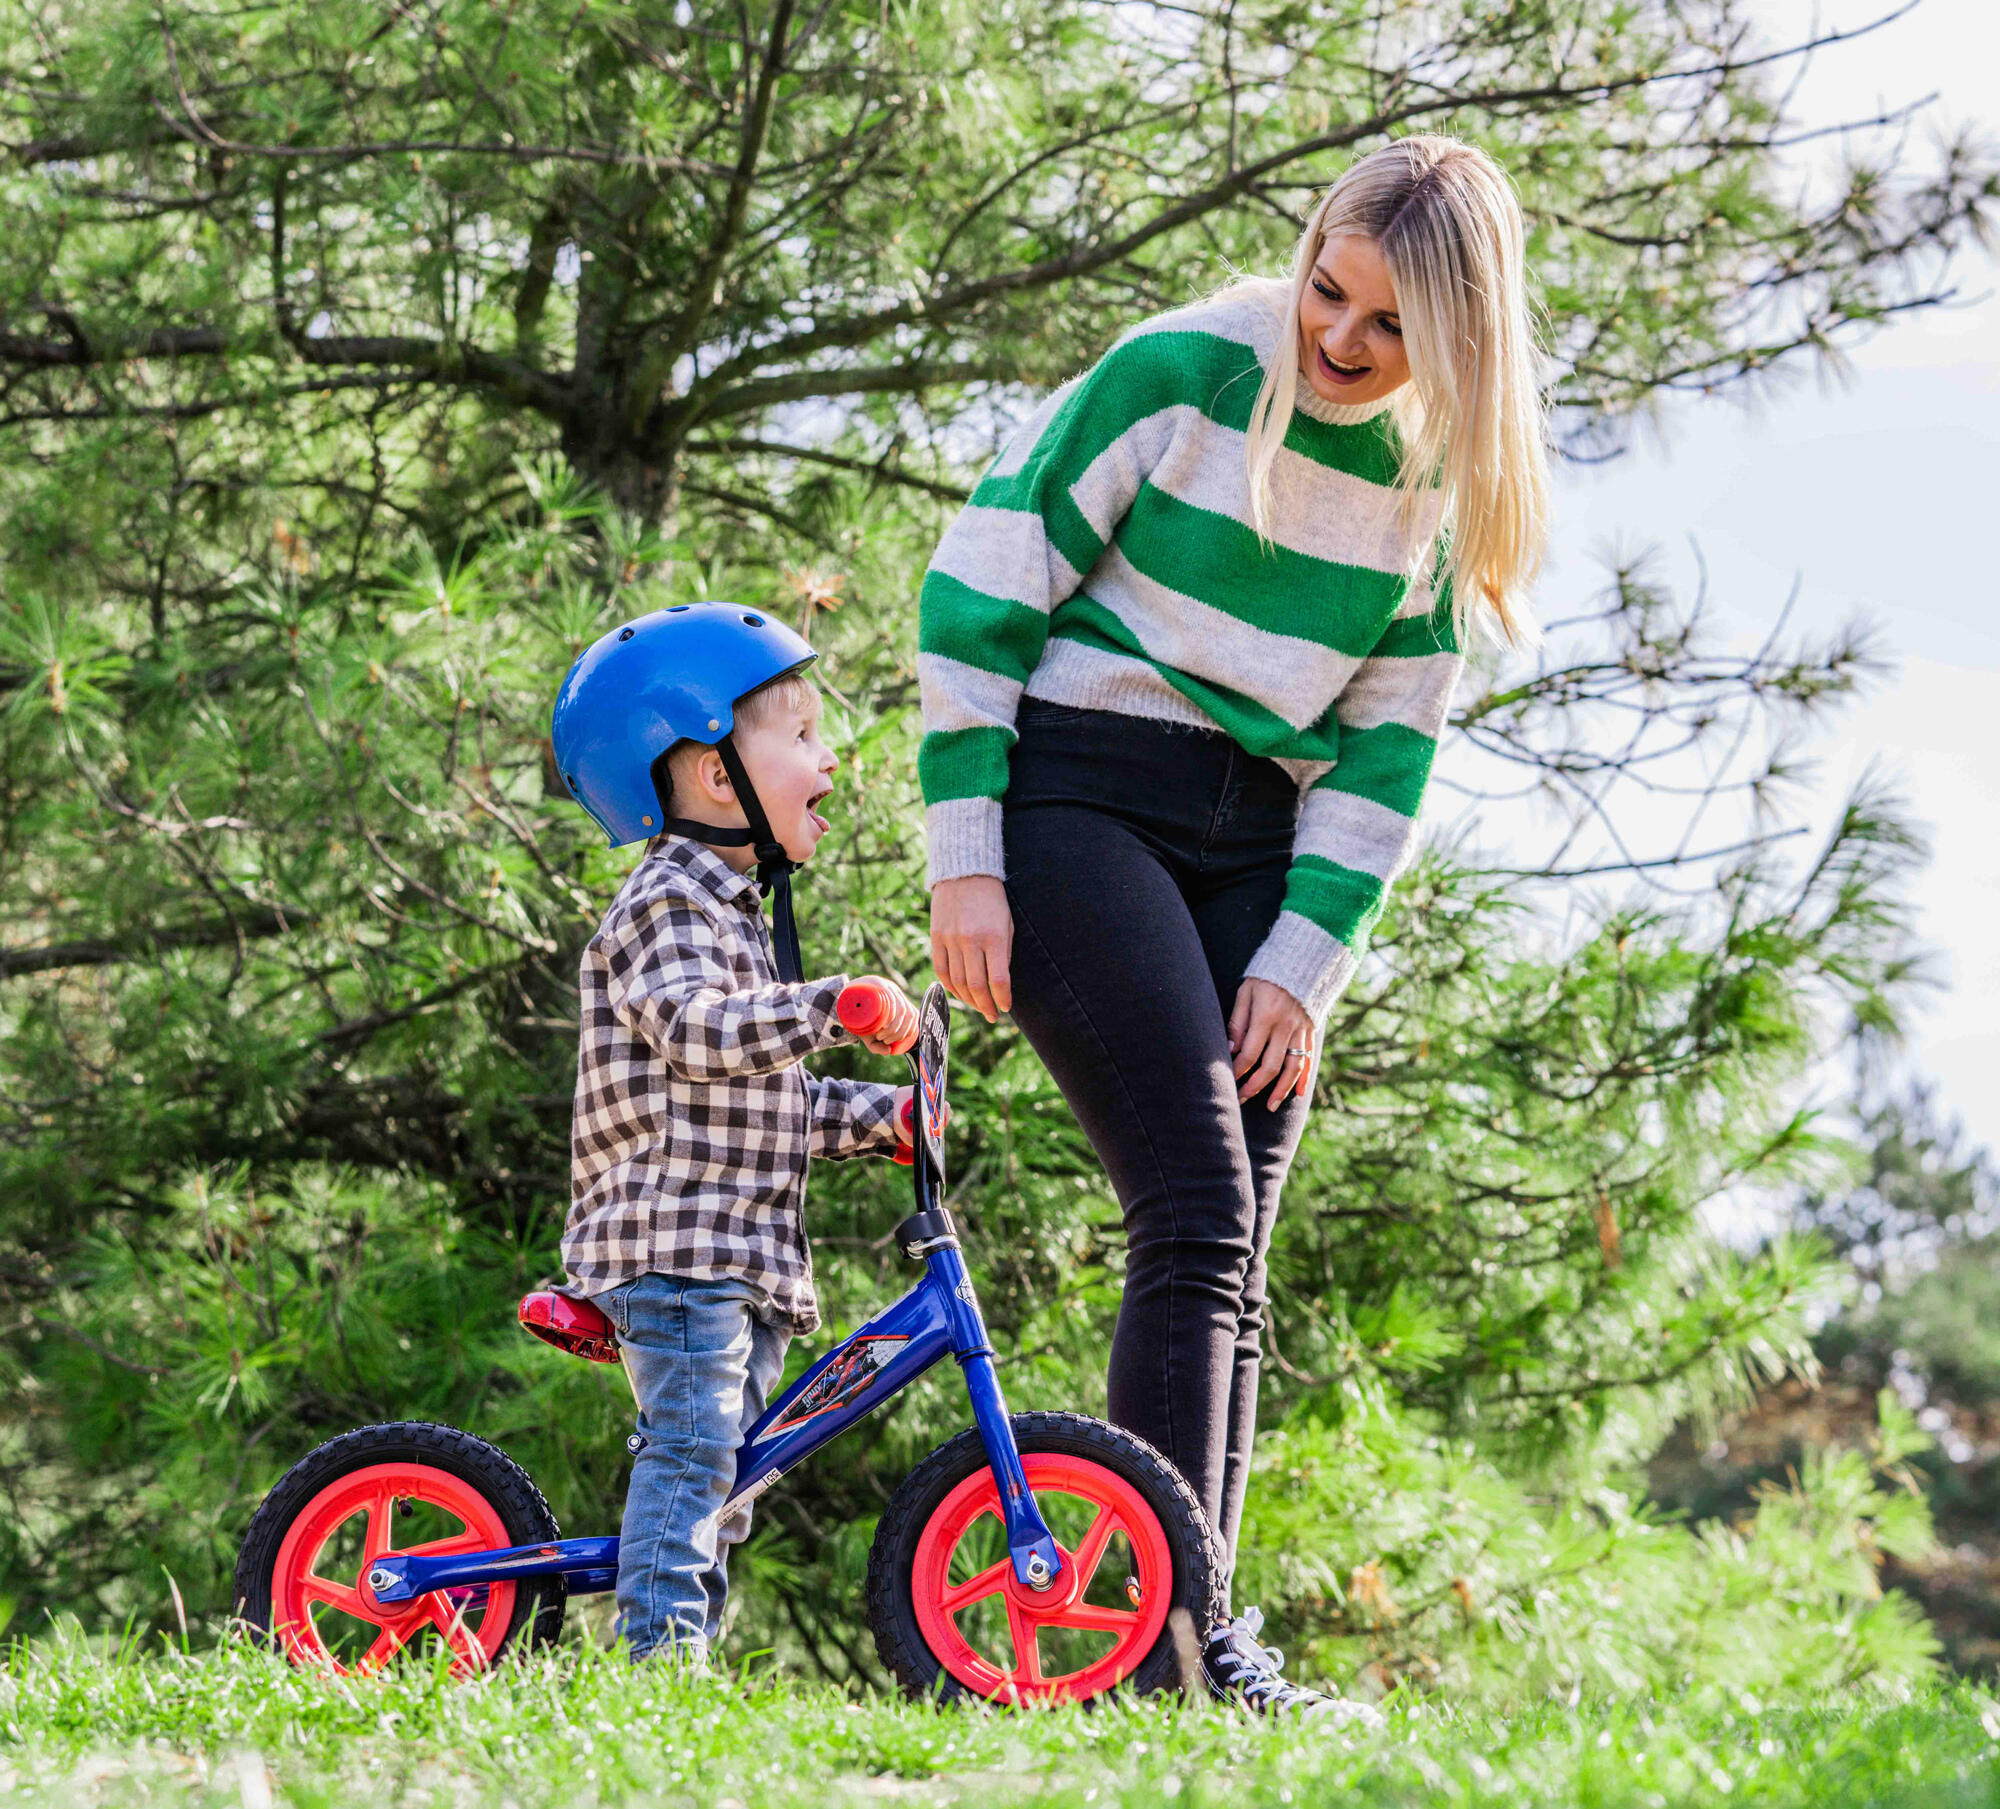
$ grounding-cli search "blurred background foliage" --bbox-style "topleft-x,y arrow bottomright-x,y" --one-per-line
1,0 -> 1996,1702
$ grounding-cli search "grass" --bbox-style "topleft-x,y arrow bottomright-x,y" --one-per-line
3,1630 -> 1999,1807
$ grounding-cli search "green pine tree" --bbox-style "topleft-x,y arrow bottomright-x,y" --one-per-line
1,0 -> 1990,1693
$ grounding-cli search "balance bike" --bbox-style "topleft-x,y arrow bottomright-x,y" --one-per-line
234,982 -> 1221,1702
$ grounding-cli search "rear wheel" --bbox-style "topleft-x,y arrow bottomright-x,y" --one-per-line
867,1411 -> 1222,1704
234,1421 -> 564,1673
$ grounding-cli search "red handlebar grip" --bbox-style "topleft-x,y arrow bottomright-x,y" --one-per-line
837,980 -> 889,1037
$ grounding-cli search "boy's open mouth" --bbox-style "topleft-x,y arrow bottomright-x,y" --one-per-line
1317,346 -> 1370,384
806,783 -> 832,833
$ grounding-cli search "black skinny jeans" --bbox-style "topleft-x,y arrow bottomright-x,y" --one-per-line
1002,698 -> 1311,1585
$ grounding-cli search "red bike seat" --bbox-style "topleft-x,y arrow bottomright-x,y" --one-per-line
518,1291 -> 622,1364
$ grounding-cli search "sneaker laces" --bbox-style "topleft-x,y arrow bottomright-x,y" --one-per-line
1205,1606 -> 1315,1711
1204,1607 -> 1384,1725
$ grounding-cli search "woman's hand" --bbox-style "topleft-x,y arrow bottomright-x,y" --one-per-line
930,875 -> 1014,1024
1228,977 -> 1316,1110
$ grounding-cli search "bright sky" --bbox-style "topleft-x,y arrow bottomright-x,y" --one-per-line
1437,0 -> 1999,1153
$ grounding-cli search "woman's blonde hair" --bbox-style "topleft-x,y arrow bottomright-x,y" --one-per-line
1241,135 -> 1551,648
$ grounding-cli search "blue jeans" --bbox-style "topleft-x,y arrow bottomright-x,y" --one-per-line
598,1272 -> 790,1661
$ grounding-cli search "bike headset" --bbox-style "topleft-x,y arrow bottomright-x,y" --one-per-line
551,601 -> 820,983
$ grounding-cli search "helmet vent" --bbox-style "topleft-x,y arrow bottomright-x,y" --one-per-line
618,627 -> 635,641
667,605 -> 689,613
742,613 -> 764,626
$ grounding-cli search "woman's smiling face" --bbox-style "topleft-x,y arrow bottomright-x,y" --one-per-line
1297,233 -> 1410,407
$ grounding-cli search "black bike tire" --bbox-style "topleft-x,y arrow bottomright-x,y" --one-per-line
233,1419 -> 566,1659
866,1409 -> 1223,1702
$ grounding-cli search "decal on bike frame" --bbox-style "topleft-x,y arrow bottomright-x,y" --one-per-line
766,1334 -> 911,1435
718,1467 -> 785,1526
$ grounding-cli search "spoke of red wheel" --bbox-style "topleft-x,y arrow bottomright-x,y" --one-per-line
1005,1600 -> 1044,1684
363,1486 -> 396,1561
397,1530 -> 486,1560
1050,1600 -> 1141,1634
425,1597 -> 484,1666
299,1574 -> 366,1617
940,1557 -> 1010,1613
1067,1504 -> 1121,1595
361,1620 -> 414,1671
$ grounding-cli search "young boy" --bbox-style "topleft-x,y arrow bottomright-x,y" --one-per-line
551,601 -> 921,1663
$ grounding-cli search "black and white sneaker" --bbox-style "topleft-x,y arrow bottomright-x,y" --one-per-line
1201,1608 -> 1384,1727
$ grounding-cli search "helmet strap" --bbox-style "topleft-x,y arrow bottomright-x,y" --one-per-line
652,736 -> 804,985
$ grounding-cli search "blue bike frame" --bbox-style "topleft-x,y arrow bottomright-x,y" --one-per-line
370,1243 -> 1061,1607
370,989 -> 1064,1612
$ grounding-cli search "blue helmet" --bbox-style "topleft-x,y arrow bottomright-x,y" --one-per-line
551,601 -> 818,846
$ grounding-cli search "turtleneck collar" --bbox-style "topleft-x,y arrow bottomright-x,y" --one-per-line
1291,368 -> 1396,426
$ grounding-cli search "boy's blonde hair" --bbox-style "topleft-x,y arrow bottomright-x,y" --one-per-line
657,667 -> 818,809
1235,134 -> 1552,648
731,666 -> 818,733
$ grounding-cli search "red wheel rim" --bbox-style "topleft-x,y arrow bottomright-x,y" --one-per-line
268,1462 -> 519,1675
911,1452 -> 1174,1703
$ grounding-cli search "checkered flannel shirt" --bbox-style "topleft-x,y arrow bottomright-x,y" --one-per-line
562,835 -> 902,1334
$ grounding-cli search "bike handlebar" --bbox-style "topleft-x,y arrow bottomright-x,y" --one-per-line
837,979 -> 920,1052
837,979 -> 893,1038
838,981 -> 926,1162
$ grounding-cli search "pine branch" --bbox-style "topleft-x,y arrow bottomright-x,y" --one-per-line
693,356 -> 1013,422
1,904 -> 313,980
686,435 -> 969,502
685,2 -> 1940,400
640,0 -> 798,418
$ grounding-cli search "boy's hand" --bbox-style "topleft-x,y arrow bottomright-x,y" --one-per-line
890,1084 -> 947,1157
850,975 -> 920,1056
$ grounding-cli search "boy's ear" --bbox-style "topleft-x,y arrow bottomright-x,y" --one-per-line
693,746 -> 735,805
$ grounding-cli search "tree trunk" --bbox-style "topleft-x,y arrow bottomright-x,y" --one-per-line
559,390 -> 677,528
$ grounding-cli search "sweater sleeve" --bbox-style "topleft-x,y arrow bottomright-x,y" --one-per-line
917,334 -> 1185,886
1243,553 -> 1463,1022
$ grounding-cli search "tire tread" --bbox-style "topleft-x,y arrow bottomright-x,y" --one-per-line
233,1420 -> 566,1658
866,1410 -> 1223,1702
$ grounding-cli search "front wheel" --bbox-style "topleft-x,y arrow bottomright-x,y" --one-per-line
867,1411 -> 1223,1704
234,1421 -> 565,1674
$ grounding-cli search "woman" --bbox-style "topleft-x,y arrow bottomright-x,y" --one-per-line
920,135 -> 1551,1714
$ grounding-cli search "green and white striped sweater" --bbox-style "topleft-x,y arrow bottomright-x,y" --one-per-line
917,279 -> 1461,1021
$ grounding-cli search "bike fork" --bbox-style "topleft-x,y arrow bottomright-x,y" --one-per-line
928,1240 -> 1063,1591
961,1351 -> 1064,1589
